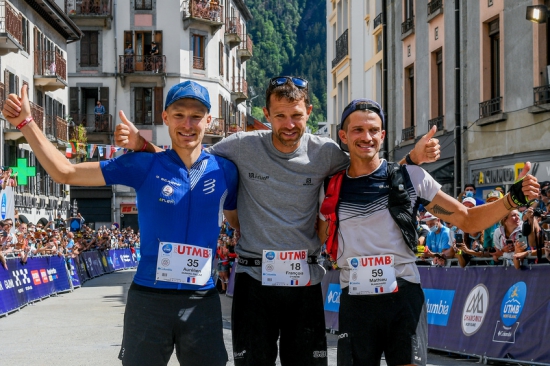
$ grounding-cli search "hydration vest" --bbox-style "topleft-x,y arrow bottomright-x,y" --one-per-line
320,162 -> 418,261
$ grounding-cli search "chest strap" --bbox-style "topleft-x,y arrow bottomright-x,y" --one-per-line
237,256 -> 319,267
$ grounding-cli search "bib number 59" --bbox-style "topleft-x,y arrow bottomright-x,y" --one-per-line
371,269 -> 383,277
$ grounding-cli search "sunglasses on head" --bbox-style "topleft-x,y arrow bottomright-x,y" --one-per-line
269,76 -> 308,89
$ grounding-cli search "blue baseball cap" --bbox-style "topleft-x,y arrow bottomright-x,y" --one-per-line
165,81 -> 211,112
339,99 -> 385,130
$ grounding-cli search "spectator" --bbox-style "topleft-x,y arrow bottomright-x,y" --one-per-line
423,212 -> 454,260
493,209 -> 523,266
483,190 -> 503,250
1,168 -> 17,189
124,42 -> 134,73
94,101 -> 106,131
150,41 -> 160,73
459,183 -> 485,206
54,213 -> 66,228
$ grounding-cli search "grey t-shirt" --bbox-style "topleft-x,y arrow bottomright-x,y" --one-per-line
208,131 -> 349,284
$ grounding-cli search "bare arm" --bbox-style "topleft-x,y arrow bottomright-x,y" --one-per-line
425,163 -> 539,233
317,218 -> 329,245
223,210 -> 239,231
2,86 -> 106,186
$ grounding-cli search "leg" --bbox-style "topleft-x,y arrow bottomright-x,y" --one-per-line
174,288 -> 228,366
279,284 -> 328,366
118,284 -> 176,366
232,273 -> 280,366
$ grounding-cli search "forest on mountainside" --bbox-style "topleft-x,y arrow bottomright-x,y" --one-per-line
246,0 -> 326,130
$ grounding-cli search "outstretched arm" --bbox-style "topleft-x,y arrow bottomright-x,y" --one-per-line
398,125 -> 440,165
425,163 -> 539,233
2,85 -> 106,186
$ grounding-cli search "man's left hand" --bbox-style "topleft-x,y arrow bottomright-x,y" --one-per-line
410,126 -> 440,165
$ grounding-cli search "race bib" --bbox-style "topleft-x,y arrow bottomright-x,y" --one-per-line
347,255 -> 398,295
262,249 -> 311,286
156,242 -> 212,286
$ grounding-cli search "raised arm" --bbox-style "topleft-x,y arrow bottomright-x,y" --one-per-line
2,85 -> 106,186
114,111 -> 164,153
425,163 -> 540,233
398,125 -> 440,165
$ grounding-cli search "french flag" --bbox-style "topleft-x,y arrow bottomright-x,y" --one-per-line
291,280 -> 299,285
187,277 -> 196,284
375,287 -> 384,294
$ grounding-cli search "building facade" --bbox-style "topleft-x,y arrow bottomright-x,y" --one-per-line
327,0 -> 550,198
65,0 -> 252,229
0,0 -> 82,225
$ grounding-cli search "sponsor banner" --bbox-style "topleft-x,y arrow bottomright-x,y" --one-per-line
419,266 -> 550,363
67,258 -> 82,287
321,269 -> 340,331
423,289 -> 455,326
0,256 -> 71,315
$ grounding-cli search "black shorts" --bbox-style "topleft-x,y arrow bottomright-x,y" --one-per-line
231,273 -> 328,366
338,278 -> 428,366
118,282 -> 227,366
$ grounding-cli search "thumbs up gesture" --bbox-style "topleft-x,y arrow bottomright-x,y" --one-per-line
115,110 -> 142,150
2,84 -> 32,128
409,125 -> 440,165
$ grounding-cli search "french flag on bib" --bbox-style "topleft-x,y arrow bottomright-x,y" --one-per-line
374,286 -> 384,294
186,277 -> 196,284
291,280 -> 299,286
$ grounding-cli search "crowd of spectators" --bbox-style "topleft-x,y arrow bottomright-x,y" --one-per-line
0,215 -> 140,270
416,181 -> 550,269
216,218 -> 238,294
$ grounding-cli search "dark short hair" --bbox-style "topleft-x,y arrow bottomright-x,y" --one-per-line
265,78 -> 310,112
464,184 -> 476,190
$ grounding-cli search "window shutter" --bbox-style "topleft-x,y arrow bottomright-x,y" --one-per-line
69,87 -> 79,115
219,42 -> 223,76
15,75 -> 19,95
90,31 -> 99,66
154,87 -> 163,125
4,70 -> 9,98
80,32 -> 90,66
100,87 -> 109,115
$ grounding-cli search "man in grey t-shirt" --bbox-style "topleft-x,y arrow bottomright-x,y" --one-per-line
114,76 -> 440,365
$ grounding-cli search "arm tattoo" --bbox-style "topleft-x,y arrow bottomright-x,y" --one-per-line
432,204 -> 454,216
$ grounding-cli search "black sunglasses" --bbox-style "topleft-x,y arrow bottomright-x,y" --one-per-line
269,76 -> 308,89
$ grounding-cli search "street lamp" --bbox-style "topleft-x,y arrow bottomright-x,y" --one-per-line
526,5 -> 548,23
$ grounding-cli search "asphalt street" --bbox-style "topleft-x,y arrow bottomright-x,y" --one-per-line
0,269 -> 483,365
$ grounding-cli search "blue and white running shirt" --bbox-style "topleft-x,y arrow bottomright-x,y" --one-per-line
100,149 -> 238,290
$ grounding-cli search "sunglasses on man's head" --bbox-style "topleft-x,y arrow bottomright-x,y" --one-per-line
269,76 -> 308,89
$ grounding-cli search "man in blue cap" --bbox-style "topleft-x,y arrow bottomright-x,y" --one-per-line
318,99 -> 539,365
2,81 -> 238,366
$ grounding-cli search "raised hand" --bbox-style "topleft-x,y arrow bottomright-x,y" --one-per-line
3,85 -> 32,127
410,125 -> 440,164
115,110 -> 142,150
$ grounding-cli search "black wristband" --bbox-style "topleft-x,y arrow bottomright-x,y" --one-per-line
405,153 -> 417,166
509,178 -> 529,207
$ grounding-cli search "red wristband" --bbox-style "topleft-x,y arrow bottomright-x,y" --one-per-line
139,139 -> 148,152
16,116 -> 33,130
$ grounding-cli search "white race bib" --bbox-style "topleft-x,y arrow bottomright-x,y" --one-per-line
262,249 -> 311,286
156,242 -> 212,286
347,255 -> 398,295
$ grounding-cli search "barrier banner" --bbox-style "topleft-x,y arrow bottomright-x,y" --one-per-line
107,249 -> 123,270
67,258 -> 82,287
116,249 -> 136,269
0,256 -> 71,315
81,252 -> 99,278
420,266 -> 550,363
76,256 -> 90,282
321,269 -> 341,332
98,251 -> 113,273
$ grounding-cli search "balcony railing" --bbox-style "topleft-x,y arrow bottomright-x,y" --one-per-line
118,55 -> 166,73
428,116 -> 444,132
402,126 -> 415,141
69,113 -> 113,133
193,56 -> 205,70
65,0 -> 112,16
373,13 -> 382,29
30,101 -> 44,132
205,117 -> 225,136
45,115 -> 68,141
225,16 -> 241,35
479,97 -> 502,118
182,0 -> 223,23
239,34 -> 253,55
332,29 -> 349,68
533,85 -> 550,106
0,82 -> 4,112
34,51 -> 67,82
427,0 -> 443,16
0,1 -> 22,44
232,77 -> 248,97
401,17 -> 414,34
